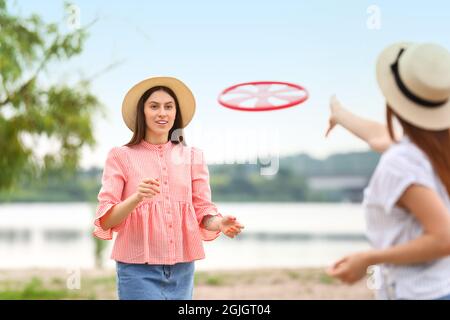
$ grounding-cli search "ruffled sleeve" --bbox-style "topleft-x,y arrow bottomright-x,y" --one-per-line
191,147 -> 222,241
93,147 -> 127,240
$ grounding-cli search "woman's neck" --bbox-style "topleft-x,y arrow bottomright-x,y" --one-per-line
145,132 -> 169,145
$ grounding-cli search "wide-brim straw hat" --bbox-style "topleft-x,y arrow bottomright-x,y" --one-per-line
122,76 -> 196,131
376,42 -> 450,130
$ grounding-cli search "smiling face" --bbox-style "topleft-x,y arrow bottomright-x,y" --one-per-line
144,90 -> 177,141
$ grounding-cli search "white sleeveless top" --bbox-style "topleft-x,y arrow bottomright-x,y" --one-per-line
363,136 -> 450,300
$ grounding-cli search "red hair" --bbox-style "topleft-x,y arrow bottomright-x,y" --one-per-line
386,106 -> 450,195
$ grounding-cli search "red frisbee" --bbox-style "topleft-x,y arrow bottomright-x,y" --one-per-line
218,81 -> 308,112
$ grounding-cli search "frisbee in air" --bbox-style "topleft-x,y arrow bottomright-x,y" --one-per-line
218,81 -> 308,112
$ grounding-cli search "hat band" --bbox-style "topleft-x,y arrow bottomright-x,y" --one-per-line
390,48 -> 448,108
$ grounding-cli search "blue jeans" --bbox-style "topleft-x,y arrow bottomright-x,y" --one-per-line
116,261 -> 195,300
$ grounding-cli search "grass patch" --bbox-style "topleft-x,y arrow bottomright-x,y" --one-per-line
195,272 -> 226,286
286,270 -> 300,280
205,276 -> 224,286
89,276 -> 116,286
0,277 -> 80,300
318,273 -> 336,285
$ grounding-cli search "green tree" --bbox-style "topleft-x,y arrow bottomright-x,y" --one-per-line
0,0 -> 102,191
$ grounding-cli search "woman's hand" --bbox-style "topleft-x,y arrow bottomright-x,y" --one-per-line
134,178 -> 160,202
219,215 -> 245,238
325,94 -> 343,138
201,214 -> 245,238
326,251 -> 372,284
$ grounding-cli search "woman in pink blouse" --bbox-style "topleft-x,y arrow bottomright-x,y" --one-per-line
93,76 -> 244,300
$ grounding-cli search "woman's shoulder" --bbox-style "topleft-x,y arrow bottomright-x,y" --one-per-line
189,145 -> 203,154
174,144 -> 207,165
365,137 -> 436,211
378,136 -> 431,173
367,136 -> 435,196
105,145 -> 134,160
174,143 -> 204,155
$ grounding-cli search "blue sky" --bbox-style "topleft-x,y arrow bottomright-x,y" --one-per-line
10,0 -> 450,168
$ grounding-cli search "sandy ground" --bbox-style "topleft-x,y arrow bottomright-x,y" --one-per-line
0,267 -> 374,300
194,268 -> 374,300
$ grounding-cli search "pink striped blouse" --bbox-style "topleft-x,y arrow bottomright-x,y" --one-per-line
93,139 -> 222,265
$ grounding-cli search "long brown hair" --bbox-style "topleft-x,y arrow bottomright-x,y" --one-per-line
124,86 -> 185,147
386,105 -> 450,195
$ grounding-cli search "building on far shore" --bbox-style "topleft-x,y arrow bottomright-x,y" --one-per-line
307,175 -> 369,202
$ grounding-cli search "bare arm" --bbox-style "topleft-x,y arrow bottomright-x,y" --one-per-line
327,184 -> 450,283
367,184 -> 450,265
326,95 -> 395,153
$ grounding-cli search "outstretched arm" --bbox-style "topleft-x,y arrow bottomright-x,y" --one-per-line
327,185 -> 450,284
325,95 -> 395,153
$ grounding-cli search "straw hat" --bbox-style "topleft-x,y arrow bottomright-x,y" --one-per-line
376,42 -> 450,130
121,76 -> 196,131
